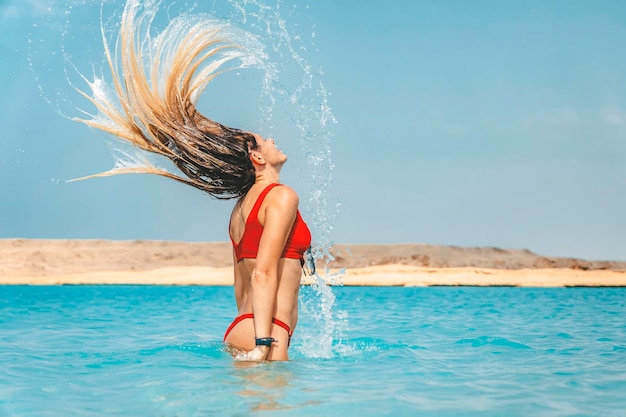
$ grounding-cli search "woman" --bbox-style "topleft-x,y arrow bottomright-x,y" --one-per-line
224,134 -> 311,361
74,2 -> 311,360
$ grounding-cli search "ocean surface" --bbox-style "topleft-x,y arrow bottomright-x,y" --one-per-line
0,285 -> 624,416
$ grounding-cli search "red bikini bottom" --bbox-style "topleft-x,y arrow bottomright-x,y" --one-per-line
223,313 -> 293,346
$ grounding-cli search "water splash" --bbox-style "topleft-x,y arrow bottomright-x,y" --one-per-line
149,0 -> 343,357
31,0 -> 343,358
218,1 -> 339,258
218,1 -> 343,358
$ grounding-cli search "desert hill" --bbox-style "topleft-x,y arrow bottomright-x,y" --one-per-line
1,239 -> 624,278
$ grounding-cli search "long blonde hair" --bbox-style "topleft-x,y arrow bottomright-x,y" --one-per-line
74,1 -> 262,199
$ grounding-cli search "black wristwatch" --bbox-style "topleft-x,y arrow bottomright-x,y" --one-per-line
255,337 -> 275,347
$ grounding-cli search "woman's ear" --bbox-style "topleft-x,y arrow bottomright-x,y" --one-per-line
250,151 -> 265,165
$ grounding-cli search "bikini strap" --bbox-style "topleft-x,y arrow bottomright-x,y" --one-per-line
246,183 -> 282,225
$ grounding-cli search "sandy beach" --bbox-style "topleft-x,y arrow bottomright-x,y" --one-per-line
1,239 -> 625,287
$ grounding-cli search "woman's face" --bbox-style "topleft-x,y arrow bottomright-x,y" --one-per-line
252,134 -> 287,167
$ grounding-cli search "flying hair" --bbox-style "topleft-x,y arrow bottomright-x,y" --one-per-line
73,1 -> 263,199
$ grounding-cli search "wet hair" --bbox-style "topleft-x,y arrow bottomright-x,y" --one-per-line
74,2 -> 260,199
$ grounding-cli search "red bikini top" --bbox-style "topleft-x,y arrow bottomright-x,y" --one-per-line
230,183 -> 312,262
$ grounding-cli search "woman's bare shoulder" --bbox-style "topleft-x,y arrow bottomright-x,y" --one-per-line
267,184 -> 299,208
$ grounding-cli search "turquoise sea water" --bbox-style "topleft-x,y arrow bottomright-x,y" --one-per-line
1,285 -> 624,416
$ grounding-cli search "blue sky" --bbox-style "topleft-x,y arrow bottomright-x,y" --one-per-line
1,0 -> 626,261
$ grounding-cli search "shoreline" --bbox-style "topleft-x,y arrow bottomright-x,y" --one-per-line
2,265 -> 625,287
2,239 -> 625,287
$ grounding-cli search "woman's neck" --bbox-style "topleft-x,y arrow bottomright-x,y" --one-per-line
255,169 -> 280,185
